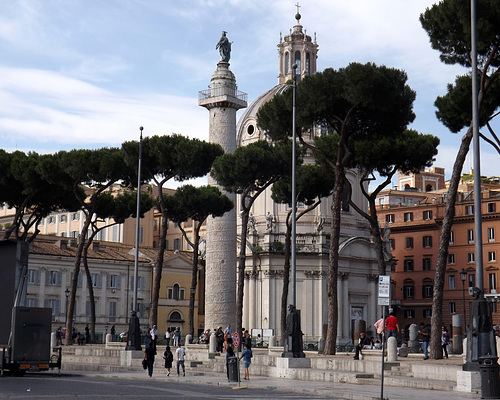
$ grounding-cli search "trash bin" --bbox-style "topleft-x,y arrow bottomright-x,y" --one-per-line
479,356 -> 500,399
227,356 -> 239,382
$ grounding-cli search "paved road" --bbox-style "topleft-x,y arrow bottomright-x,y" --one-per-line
0,373 -> 336,400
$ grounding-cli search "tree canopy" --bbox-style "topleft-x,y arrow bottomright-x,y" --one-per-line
258,62 -> 419,354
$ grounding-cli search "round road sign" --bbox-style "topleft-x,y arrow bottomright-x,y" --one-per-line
233,332 -> 240,347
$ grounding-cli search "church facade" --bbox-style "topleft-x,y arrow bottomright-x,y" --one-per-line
234,11 -> 380,345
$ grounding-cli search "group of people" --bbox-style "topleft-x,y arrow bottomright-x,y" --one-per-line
143,341 -> 186,378
225,329 -> 253,381
55,324 -> 91,345
353,312 -> 451,360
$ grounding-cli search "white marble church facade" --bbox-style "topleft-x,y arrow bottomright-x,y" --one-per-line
235,11 -> 379,345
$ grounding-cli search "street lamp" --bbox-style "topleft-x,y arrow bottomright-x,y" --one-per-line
460,268 -> 467,337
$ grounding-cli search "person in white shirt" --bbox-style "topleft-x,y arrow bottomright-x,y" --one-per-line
165,328 -> 171,346
150,325 -> 157,351
176,343 -> 186,376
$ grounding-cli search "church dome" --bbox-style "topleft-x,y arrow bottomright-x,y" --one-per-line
236,83 -> 288,146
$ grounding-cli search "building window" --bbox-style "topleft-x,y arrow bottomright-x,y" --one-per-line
449,231 -> 455,245
168,283 -> 185,301
423,236 -> 432,248
466,205 -> 474,215
404,309 -> 415,318
423,309 -> 432,318
423,210 -> 433,220
285,52 -> 289,74
448,253 -> 455,264
26,298 -> 38,308
468,252 -> 475,263
404,212 -> 413,222
469,274 -> 475,288
423,258 -> 432,271
488,227 -> 495,242
488,203 -> 496,213
389,239 -> 395,251
404,259 -> 414,272
467,229 -> 474,243
449,275 -> 456,290
60,214 -> 67,223
174,238 -> 181,251
90,273 -> 101,288
450,302 -> 456,314
422,280 -> 433,299
71,212 -> 79,221
386,214 -> 395,223
403,284 -> 414,299
86,300 -> 98,316
71,230 -> 78,238
109,301 -> 117,317
406,237 -> 414,249
488,251 -> 496,262
107,274 -> 121,289
46,271 -> 62,286
45,299 -> 61,316
27,269 -> 40,285
489,273 -> 497,292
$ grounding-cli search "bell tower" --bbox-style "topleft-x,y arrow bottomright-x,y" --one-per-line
277,4 -> 319,84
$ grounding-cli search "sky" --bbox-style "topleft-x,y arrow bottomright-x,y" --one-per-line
0,0 -> 497,189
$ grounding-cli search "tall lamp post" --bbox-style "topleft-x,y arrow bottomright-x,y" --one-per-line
460,268 -> 467,337
126,126 -> 144,351
283,63 -> 304,359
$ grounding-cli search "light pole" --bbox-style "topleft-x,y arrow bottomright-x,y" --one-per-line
460,268 -> 467,337
126,127 -> 143,351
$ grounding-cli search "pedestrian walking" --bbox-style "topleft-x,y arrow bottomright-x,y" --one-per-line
144,341 -> 156,377
239,344 -> 252,380
441,326 -> 450,359
419,322 -> 431,360
165,328 -> 171,346
176,343 -> 186,376
150,324 -> 158,351
373,317 -> 384,343
163,345 -> 174,376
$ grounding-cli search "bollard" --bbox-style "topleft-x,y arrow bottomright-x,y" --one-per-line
318,337 -> 325,352
185,334 -> 192,345
268,335 -> 276,347
106,333 -> 112,344
452,314 -> 463,354
387,336 -> 397,362
209,332 -> 217,353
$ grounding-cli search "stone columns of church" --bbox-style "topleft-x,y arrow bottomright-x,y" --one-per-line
199,61 -> 247,330
337,272 -> 350,341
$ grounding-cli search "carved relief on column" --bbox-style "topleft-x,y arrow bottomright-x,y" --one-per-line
366,274 -> 379,283
339,271 -> 349,281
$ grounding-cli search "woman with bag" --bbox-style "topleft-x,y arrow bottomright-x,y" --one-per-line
163,345 -> 174,376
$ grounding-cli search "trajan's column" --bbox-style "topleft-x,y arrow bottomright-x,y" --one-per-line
198,31 -> 247,330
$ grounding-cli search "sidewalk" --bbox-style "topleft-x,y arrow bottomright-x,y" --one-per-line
73,367 -> 482,400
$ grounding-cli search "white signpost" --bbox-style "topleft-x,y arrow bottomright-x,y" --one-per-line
378,275 -> 391,400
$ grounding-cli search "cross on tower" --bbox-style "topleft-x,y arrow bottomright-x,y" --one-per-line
295,2 -> 300,14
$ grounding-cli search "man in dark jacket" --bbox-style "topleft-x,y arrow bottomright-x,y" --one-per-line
353,332 -> 370,360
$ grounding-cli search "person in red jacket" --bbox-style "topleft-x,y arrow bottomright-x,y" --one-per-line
385,311 -> 399,339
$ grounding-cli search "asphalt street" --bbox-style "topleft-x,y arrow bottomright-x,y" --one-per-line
0,373 -> 336,400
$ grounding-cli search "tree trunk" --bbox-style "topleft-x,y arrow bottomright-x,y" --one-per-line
188,223 -> 202,341
236,209 -> 250,345
150,206 -> 168,328
324,167 -> 343,355
83,241 -> 97,343
431,127 -> 473,359
65,215 -> 91,345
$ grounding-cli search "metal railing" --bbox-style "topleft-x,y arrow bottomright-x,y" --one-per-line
198,87 -> 247,103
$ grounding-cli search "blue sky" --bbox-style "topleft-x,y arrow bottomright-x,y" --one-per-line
0,0 -> 497,188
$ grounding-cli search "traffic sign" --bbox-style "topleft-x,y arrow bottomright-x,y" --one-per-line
233,332 -> 240,348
